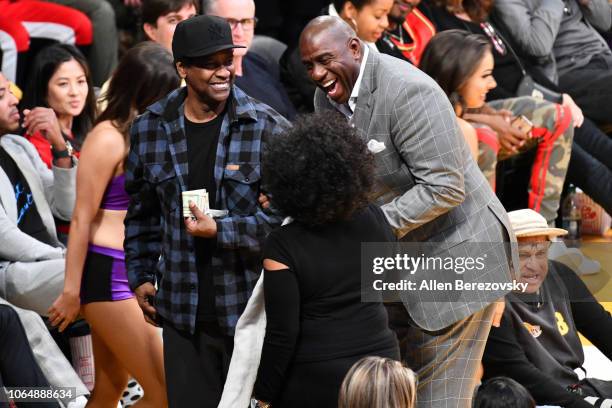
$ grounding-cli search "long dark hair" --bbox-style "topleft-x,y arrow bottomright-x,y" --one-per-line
419,30 -> 490,114
22,43 -> 96,142
97,42 -> 180,142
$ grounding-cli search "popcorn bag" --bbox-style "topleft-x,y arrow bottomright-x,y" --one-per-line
577,192 -> 612,236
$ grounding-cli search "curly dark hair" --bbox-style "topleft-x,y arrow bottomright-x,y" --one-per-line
262,112 -> 375,227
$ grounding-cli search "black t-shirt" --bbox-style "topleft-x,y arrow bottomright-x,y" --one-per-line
185,114 -> 223,322
483,261 -> 612,408
0,147 -> 55,246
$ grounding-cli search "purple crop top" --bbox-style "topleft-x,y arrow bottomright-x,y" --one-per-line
100,173 -> 130,211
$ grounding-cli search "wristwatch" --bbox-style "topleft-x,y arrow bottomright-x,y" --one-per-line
51,140 -> 74,160
250,398 -> 271,408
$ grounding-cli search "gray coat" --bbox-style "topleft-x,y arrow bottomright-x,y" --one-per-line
315,50 -> 518,331
0,134 -> 76,271
492,0 -> 612,79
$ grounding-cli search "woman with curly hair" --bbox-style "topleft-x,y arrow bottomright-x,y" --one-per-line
250,112 -> 400,408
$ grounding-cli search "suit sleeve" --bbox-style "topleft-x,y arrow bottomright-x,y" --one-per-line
124,119 -> 161,290
215,116 -> 290,250
0,205 -> 64,262
381,81 -> 466,238
16,135 -> 76,222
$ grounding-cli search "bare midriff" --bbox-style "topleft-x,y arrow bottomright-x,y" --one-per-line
89,208 -> 127,250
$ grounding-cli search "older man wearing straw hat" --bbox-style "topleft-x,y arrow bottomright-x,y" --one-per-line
482,209 -> 612,408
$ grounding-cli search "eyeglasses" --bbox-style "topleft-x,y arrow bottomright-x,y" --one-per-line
480,22 -> 506,56
225,17 -> 258,31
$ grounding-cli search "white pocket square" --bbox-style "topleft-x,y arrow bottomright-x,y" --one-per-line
367,139 -> 386,154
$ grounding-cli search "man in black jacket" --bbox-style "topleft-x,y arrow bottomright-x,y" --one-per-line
483,209 -> 612,408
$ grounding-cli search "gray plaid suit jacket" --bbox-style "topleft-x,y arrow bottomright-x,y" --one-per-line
315,50 -> 518,331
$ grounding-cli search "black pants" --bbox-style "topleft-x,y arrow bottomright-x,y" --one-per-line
162,320 -> 234,408
559,55 -> 612,125
275,347 -> 400,408
567,118 -> 612,214
0,305 -> 59,408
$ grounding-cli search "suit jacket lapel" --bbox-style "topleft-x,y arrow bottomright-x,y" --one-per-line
0,165 -> 17,222
351,49 -> 378,141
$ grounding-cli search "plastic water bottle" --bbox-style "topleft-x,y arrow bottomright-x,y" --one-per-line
562,185 -> 582,247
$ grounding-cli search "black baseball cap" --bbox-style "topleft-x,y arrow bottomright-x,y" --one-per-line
172,15 -> 245,60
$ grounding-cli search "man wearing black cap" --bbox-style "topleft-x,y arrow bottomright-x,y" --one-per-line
124,15 -> 290,407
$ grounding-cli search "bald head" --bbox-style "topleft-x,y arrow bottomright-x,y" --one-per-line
300,16 -> 357,46
299,16 -> 363,105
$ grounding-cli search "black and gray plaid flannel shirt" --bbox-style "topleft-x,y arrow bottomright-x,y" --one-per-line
124,86 -> 290,335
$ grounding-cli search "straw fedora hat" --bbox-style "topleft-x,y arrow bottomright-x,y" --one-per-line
508,209 -> 568,238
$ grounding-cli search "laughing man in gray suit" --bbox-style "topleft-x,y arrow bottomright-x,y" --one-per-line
300,17 -> 518,407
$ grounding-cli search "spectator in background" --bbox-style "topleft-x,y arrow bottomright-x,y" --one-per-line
473,377 -> 535,408
0,0 -> 92,89
378,0 -> 435,65
427,0 -> 612,217
0,71 -> 76,319
21,44 -> 96,242
142,0 -> 199,51
338,356 -> 417,408
46,0 -> 118,87
483,209 -> 612,408
0,72 -> 89,408
22,44 -> 96,169
250,113 -> 400,407
329,0 -> 394,46
203,0 -> 297,120
96,0 -> 196,112
420,30 -> 573,224
492,0 -> 612,125
48,42 -> 179,408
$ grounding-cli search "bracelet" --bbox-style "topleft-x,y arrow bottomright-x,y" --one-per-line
51,140 -> 74,160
